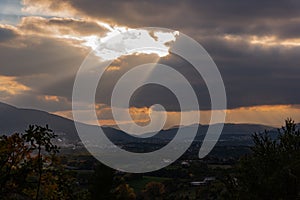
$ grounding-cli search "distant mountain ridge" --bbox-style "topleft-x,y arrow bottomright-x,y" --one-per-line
141,123 -> 275,145
0,102 -> 131,144
0,102 -> 276,146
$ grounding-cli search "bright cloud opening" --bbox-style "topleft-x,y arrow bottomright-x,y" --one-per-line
58,23 -> 179,61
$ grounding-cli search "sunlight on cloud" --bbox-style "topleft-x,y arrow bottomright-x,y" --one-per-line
105,66 -> 121,72
224,34 -> 300,47
226,105 -> 300,127
0,75 -> 30,97
81,28 -> 179,61
38,95 -> 61,102
3,1 -> 179,64
57,23 -> 179,61
22,0 -> 74,18
1,0 -> 298,132
52,104 -> 300,133
18,17 -> 108,37
100,105 -> 300,129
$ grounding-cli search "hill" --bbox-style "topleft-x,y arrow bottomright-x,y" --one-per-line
0,102 -> 276,147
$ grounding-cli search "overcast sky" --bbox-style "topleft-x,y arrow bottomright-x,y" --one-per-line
0,0 -> 299,127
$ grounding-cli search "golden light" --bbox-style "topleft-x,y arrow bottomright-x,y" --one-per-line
0,75 -> 30,96
224,34 -> 300,47
57,23 -> 179,61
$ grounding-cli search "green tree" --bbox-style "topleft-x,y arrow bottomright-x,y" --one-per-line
235,119 -> 300,199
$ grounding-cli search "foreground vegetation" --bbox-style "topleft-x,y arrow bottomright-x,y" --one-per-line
0,119 -> 299,199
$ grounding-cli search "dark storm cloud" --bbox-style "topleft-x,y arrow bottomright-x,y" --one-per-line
0,28 -> 88,110
0,26 -> 17,42
0,35 -> 86,77
9,35 -> 298,112
0,0 -> 299,113
138,44 -> 300,110
195,36 -> 300,109
23,0 -> 300,39
86,35 -> 300,111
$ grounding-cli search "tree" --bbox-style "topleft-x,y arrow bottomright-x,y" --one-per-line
0,133 -> 31,198
89,163 -> 115,200
22,125 -> 59,200
235,119 -> 300,199
113,183 -> 136,200
0,125 -> 89,200
141,182 -> 165,200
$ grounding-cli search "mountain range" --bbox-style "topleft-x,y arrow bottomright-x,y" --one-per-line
0,102 -> 277,146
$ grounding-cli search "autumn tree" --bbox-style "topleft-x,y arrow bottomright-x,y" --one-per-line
0,125 -> 89,200
0,133 -> 31,198
113,183 -> 136,200
22,125 -> 59,200
141,182 -> 165,200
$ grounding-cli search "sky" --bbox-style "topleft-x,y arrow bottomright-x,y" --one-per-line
0,0 -> 300,128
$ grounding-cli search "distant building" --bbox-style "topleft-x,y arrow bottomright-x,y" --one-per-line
190,177 -> 216,186
181,161 -> 190,168
65,165 -> 79,170
190,181 -> 205,186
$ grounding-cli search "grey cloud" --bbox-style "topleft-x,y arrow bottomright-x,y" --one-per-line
1,0 -> 300,113
0,35 -> 87,77
23,0 -> 300,40
8,92 -> 72,112
31,38 -> 300,112
91,37 -> 300,111
19,17 -> 108,36
0,26 -> 17,42
199,36 -> 300,109
291,105 -> 300,109
0,28 -> 88,112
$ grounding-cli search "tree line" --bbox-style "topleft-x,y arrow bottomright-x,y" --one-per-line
0,119 -> 299,199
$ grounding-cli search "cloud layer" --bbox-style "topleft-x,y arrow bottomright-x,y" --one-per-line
0,0 -> 299,127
